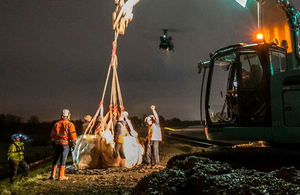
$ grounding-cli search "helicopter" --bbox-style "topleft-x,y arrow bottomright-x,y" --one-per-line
159,29 -> 174,52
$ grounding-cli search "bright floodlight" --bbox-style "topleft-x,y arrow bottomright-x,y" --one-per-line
235,0 -> 248,7
256,33 -> 263,40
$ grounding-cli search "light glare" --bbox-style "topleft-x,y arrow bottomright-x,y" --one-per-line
257,33 -> 263,40
235,0 -> 247,7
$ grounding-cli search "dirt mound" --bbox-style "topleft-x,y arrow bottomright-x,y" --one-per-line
167,147 -> 300,172
132,155 -> 300,195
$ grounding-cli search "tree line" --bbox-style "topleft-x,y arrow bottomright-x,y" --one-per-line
0,114 -> 200,145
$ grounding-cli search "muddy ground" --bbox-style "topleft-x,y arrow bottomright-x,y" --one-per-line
2,139 -> 208,195
3,140 -> 300,195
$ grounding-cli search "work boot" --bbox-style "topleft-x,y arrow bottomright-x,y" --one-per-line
58,166 -> 68,180
49,165 -> 58,179
10,175 -> 16,185
20,175 -> 28,182
120,159 -> 126,168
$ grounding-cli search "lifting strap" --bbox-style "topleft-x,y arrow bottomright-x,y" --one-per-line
76,0 -> 142,147
78,31 -> 124,145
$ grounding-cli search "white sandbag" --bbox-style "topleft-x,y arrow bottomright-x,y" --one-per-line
102,129 -> 114,145
73,133 -> 144,169
123,136 -> 144,168
73,135 -> 102,169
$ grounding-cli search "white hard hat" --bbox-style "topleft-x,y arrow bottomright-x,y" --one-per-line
62,109 -> 70,117
122,111 -> 129,117
145,115 -> 155,122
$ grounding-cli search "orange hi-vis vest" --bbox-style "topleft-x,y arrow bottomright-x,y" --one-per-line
148,122 -> 162,142
51,120 -> 77,145
115,121 -> 127,144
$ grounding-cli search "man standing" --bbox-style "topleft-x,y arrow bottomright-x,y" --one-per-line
145,105 -> 162,168
81,115 -> 92,135
7,134 -> 29,185
50,109 -> 77,180
113,115 -> 128,167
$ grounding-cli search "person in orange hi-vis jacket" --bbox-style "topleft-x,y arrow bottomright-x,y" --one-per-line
145,105 -> 162,168
49,109 -> 77,180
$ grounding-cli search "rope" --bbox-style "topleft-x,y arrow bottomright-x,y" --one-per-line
111,58 -> 117,106
78,105 -> 101,144
77,32 -> 120,145
74,0 -> 143,161
115,66 -> 124,107
101,64 -> 112,103
109,31 -> 125,116
77,31 -> 126,145
110,32 -> 119,107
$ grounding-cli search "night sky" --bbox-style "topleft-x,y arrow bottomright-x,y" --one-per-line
1,0 -> 300,122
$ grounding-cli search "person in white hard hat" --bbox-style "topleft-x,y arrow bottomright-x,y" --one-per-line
144,105 -> 162,168
113,114 -> 128,167
50,109 -> 77,180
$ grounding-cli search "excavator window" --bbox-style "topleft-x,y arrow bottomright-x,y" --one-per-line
207,51 -> 267,126
239,53 -> 263,88
269,50 -> 287,75
238,53 -> 267,124
208,53 -> 236,123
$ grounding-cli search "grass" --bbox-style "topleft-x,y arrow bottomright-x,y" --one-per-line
0,139 -> 205,195
0,161 -> 51,195
0,157 -> 73,195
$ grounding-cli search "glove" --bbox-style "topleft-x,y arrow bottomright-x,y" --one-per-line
151,105 -> 155,110
70,141 -> 76,152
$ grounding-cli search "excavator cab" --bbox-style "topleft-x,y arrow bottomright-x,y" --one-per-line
200,42 -> 300,143
198,42 -> 300,143
198,0 -> 300,144
203,43 -> 286,126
